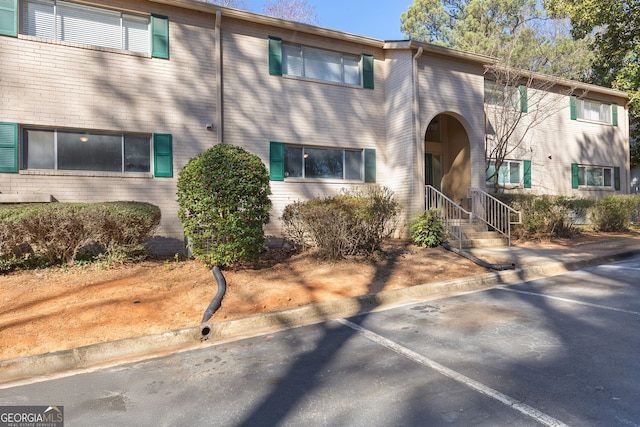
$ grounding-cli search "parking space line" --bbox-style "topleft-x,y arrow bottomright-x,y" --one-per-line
337,318 -> 568,427
498,287 -> 640,316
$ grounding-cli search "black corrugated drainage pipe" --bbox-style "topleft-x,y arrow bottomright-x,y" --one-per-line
443,243 -> 516,271
200,265 -> 227,341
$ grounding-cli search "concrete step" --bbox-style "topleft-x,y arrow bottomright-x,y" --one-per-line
449,237 -> 509,249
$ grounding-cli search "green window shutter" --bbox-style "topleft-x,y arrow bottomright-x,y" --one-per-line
571,163 -> 579,189
153,133 -> 173,177
268,36 -> 282,76
570,96 -> 577,120
612,103 -> 618,126
614,166 -> 620,191
151,15 -> 169,59
519,85 -> 528,113
269,141 -> 284,181
0,0 -> 17,37
523,160 -> 531,188
0,122 -> 18,173
362,54 -> 374,89
364,148 -> 376,182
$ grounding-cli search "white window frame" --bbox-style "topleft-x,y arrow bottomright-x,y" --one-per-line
486,159 -> 523,187
577,165 -> 614,188
576,99 -> 612,124
282,43 -> 362,86
20,0 -> 150,54
22,128 -> 152,174
484,81 -> 520,109
284,144 -> 364,181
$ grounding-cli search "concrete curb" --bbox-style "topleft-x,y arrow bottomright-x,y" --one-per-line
1,248 -> 637,386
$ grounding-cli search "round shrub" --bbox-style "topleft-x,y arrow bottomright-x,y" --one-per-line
409,209 -> 447,248
177,144 -> 272,268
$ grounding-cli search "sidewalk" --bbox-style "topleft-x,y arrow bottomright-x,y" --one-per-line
2,236 -> 640,387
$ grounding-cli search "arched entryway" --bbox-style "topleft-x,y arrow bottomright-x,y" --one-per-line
424,113 -> 471,208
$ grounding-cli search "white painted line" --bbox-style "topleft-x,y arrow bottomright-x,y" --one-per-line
337,318 -> 568,427
498,287 -> 640,316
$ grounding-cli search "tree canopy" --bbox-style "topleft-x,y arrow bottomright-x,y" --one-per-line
400,0 -> 593,79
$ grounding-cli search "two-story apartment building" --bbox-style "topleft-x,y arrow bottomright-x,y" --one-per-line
0,0 -> 630,254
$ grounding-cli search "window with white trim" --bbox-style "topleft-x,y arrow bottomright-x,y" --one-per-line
486,159 -> 522,186
20,0 -> 150,54
573,98 -> 613,124
285,145 -> 364,180
23,128 -> 151,173
283,43 -> 361,85
484,81 -> 527,110
577,165 -> 613,188
269,142 -> 375,182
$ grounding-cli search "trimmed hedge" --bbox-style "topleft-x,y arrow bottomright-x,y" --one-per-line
0,202 -> 160,269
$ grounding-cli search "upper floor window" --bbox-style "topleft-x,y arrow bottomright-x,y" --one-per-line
570,97 -> 618,125
283,43 -> 361,86
17,0 -> 169,57
268,36 -> 374,89
484,81 -> 527,112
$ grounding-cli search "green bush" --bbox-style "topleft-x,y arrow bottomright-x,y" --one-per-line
497,194 -> 593,239
177,144 -> 272,268
409,209 -> 447,248
0,202 -> 160,270
281,186 -> 401,260
591,195 -> 640,232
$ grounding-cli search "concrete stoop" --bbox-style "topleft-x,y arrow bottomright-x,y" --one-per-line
448,222 -> 509,249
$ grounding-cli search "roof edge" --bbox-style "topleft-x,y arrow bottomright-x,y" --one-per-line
148,0 -> 386,48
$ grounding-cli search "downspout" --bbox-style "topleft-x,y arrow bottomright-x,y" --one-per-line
413,47 -> 424,208
215,11 -> 223,144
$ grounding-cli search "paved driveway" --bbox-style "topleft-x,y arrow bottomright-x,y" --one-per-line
1,257 -> 639,426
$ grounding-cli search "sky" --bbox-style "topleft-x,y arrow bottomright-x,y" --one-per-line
248,0 -> 413,40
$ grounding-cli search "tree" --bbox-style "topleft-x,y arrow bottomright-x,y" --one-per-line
262,0 -> 319,25
401,0 -> 593,78
484,66 -> 574,191
205,0 -> 250,9
204,0 -> 320,26
545,0 -> 639,163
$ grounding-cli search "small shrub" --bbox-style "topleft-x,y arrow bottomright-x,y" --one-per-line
281,186 -> 401,260
591,195 -> 640,232
409,209 -> 447,248
497,194 -> 592,239
177,144 -> 272,268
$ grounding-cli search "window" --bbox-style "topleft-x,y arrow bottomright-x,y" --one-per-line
486,159 -> 531,188
269,142 -> 375,182
18,0 -> 168,57
268,36 -> 374,89
283,43 -> 361,85
22,128 -> 153,173
484,81 -> 527,112
572,163 -> 619,189
570,97 -> 616,125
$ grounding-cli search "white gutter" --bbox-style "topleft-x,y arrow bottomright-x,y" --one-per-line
215,10 -> 222,144
413,47 -> 424,202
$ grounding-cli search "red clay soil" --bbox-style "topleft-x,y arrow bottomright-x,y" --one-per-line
1,232 -> 637,361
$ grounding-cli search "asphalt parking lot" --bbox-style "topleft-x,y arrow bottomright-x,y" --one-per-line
1,256 -> 639,426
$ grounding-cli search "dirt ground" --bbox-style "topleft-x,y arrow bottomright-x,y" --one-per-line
1,231 -> 638,361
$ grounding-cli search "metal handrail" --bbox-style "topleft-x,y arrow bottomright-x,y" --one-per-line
467,188 -> 522,246
425,185 -> 472,250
